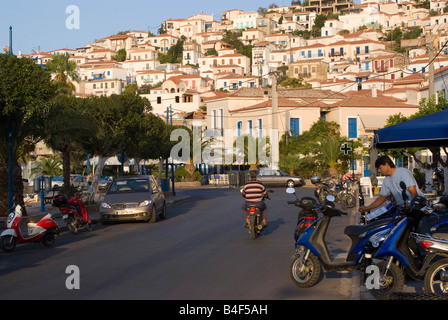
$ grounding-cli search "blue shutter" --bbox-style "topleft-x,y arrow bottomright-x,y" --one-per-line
290,118 -> 300,136
348,118 -> 357,138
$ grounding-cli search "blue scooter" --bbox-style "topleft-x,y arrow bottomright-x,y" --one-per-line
367,181 -> 448,299
289,190 -> 400,289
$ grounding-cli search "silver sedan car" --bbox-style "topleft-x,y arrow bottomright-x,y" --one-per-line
100,175 -> 166,224
257,169 -> 305,188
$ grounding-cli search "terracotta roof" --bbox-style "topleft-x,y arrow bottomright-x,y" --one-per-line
330,95 -> 419,108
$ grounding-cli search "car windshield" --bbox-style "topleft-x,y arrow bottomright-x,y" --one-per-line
108,179 -> 149,193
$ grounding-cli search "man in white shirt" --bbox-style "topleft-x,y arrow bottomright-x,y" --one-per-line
359,155 -> 424,213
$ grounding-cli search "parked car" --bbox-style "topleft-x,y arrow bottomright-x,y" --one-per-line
100,175 -> 166,224
71,175 -> 112,191
257,169 -> 305,188
71,175 -> 87,189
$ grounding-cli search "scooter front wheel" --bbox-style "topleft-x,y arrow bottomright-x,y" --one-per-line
368,260 -> 405,300
1,235 -> 17,253
290,251 -> 321,288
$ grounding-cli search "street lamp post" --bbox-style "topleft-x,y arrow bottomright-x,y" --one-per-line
8,26 -> 14,214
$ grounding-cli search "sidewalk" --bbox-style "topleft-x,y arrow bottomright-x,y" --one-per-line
0,191 -> 192,231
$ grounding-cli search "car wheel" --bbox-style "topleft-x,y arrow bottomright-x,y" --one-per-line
148,206 -> 156,223
158,202 -> 166,220
287,180 -> 295,188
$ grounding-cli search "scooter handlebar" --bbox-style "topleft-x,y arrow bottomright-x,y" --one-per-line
320,205 -> 347,217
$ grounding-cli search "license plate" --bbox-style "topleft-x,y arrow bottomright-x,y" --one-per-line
63,214 -> 68,219
116,210 -> 133,215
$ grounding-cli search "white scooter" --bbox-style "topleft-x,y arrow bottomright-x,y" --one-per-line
1,204 -> 59,252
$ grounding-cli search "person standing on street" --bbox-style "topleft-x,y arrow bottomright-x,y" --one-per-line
359,155 -> 424,213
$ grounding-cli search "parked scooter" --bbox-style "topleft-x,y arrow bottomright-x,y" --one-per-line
1,204 -> 59,252
413,230 -> 448,294
286,187 -> 319,240
311,175 -> 356,209
53,194 -> 92,234
290,190 -> 399,290
365,182 -> 448,299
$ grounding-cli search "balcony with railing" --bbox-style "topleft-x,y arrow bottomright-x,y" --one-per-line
329,51 -> 345,57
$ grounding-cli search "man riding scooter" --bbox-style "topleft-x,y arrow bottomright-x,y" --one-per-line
241,170 -> 269,228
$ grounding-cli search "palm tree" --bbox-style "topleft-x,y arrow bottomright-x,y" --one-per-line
45,54 -> 79,95
317,138 -> 343,178
31,155 -> 63,177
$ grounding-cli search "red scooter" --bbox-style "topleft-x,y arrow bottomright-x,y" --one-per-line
1,204 -> 59,252
53,194 -> 92,234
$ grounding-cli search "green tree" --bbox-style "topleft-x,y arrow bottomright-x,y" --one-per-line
280,77 -> 311,89
78,93 -> 151,202
0,54 -> 56,215
45,54 -> 79,95
31,155 -> 62,177
43,95 -> 97,194
113,49 -> 127,62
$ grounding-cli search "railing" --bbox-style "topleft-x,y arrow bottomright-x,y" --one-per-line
329,52 -> 345,57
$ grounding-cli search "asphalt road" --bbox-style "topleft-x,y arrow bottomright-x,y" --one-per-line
0,186 -> 357,302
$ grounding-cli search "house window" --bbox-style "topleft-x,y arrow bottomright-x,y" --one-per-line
258,119 -> 262,137
348,118 -> 357,138
248,120 -> 253,135
237,121 -> 242,137
290,118 -> 300,136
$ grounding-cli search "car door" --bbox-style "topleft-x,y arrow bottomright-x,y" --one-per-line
150,176 -> 164,213
259,169 -> 275,186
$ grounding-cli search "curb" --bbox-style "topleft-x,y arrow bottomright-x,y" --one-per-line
0,194 -> 192,232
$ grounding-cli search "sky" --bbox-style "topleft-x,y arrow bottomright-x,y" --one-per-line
0,0 -> 287,55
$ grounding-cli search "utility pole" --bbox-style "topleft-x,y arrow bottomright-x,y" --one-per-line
429,42 -> 435,99
8,26 -> 14,214
271,71 -> 280,170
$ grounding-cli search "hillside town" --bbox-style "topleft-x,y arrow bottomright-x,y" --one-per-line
16,0 -> 448,178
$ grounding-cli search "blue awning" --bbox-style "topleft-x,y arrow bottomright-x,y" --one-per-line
374,109 -> 448,149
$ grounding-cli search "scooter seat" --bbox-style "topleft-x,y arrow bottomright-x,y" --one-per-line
432,227 -> 448,241
27,214 -> 51,228
344,218 -> 395,237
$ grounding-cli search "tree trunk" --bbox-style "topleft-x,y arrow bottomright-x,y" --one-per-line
157,158 -> 164,185
424,168 -> 433,193
62,146 -> 71,195
0,161 -> 26,217
185,163 -> 195,182
87,155 -> 106,203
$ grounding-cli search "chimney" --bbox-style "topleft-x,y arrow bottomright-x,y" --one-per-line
371,84 -> 377,98
264,90 -> 269,101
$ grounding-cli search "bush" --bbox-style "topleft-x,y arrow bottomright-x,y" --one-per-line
174,166 -> 191,182
193,171 -> 203,183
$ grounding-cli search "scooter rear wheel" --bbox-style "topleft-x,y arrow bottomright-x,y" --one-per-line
290,251 -> 321,288
1,235 -> 16,253
41,232 -> 56,248
67,217 -> 78,234
424,258 -> 448,294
